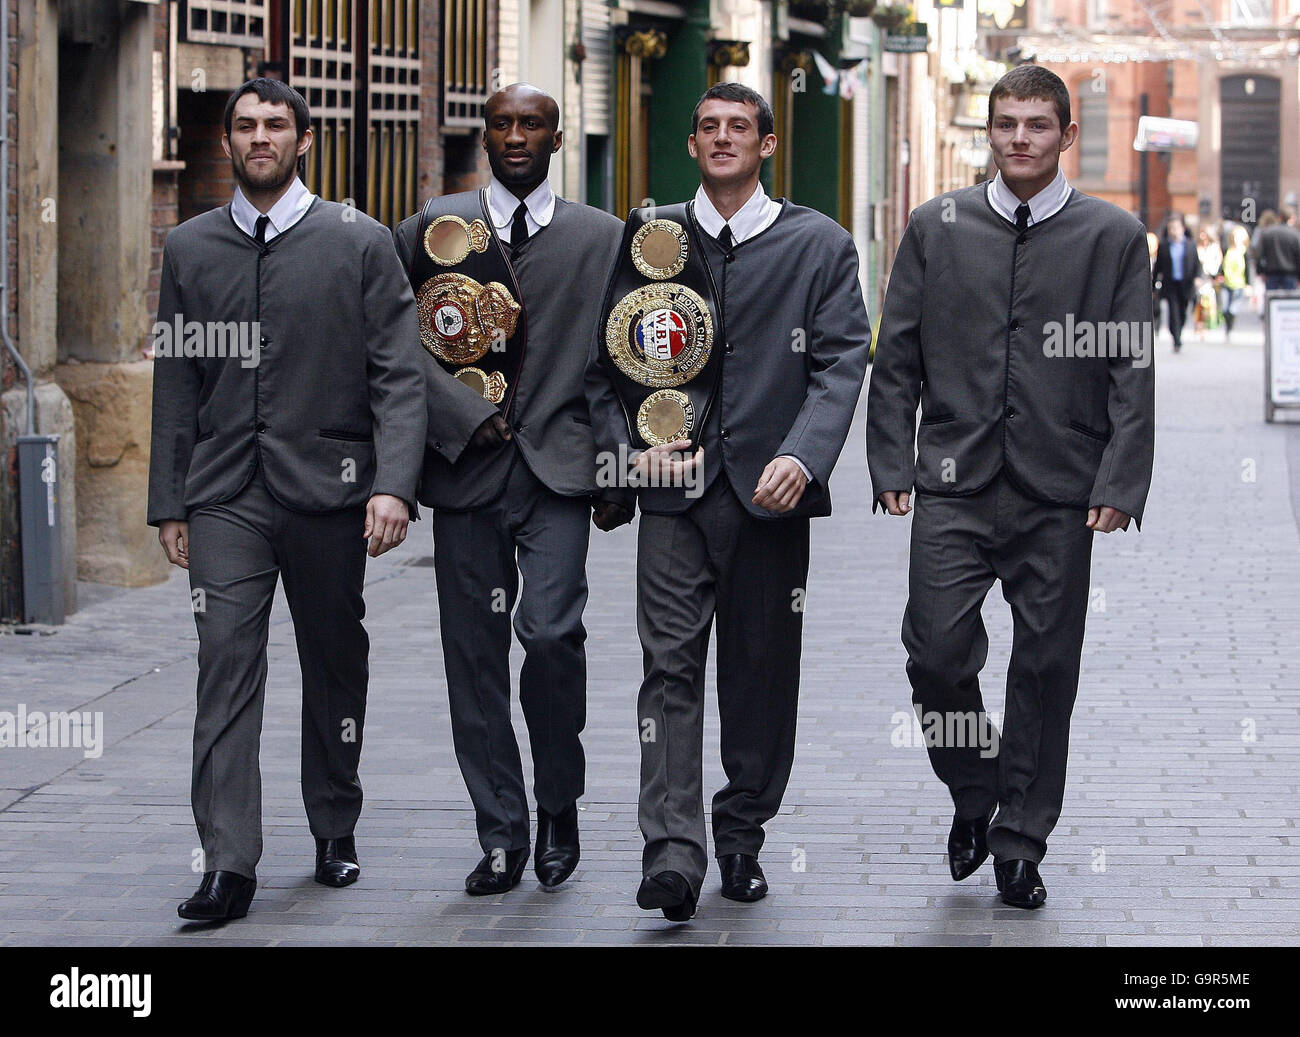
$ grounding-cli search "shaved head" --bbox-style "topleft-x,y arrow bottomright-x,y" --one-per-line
482,83 -> 563,197
484,83 -> 560,132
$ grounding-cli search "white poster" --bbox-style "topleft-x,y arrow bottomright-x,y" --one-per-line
1267,295 -> 1300,407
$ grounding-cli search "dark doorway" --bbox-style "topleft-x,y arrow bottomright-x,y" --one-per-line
1220,74 -> 1280,225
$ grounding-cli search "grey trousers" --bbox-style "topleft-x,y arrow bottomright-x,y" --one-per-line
903,471 -> 1094,864
636,476 -> 810,894
431,459 -> 592,854
186,469 -> 369,880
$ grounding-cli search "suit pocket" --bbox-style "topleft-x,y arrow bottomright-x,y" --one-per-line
919,412 -> 957,426
319,427 -> 373,442
571,415 -> 593,427
194,428 -> 216,444
1068,420 -> 1110,442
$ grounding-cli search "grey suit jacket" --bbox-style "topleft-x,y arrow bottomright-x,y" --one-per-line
395,194 -> 629,512
866,185 -> 1155,525
147,199 -> 430,524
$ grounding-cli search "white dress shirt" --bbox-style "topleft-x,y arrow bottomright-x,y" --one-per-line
692,181 -> 781,243
692,181 -> 809,484
985,167 -> 1071,227
487,175 -> 556,244
231,176 -> 315,242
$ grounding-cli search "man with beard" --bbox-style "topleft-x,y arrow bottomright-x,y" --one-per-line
867,65 -> 1154,908
393,84 -> 630,895
149,79 -> 438,920
585,83 -> 871,921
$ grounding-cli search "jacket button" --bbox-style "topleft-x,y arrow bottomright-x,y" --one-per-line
720,427 -> 730,440
1005,406 -> 1016,419
256,421 -> 268,433
724,342 -> 734,354
260,335 -> 269,346
1017,234 -> 1027,245
725,254 -> 735,263
1010,320 -> 1022,331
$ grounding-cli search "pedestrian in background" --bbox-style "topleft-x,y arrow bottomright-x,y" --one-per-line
1194,225 -> 1222,339
1220,225 -> 1251,342
1252,208 -> 1300,292
1154,214 -> 1200,353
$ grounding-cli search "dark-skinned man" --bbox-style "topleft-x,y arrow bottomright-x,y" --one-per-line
148,79 -> 429,921
394,84 -> 630,895
586,83 -> 871,921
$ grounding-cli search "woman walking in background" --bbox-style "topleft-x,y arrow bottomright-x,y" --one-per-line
1220,225 -> 1251,342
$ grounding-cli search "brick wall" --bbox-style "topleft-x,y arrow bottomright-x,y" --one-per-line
177,90 -> 237,223
1,0 -> 20,620
2,0 -> 15,393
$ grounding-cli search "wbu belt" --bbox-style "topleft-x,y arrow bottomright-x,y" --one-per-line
408,189 -> 526,411
596,202 -> 723,449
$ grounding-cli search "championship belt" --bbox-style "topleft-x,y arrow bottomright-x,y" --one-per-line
408,189 -> 526,412
595,202 -> 723,450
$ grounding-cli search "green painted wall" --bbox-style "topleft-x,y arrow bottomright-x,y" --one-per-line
647,3 -> 710,206
789,30 -> 843,222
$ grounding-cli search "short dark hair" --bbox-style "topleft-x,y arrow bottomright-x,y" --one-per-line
223,78 -> 312,140
987,65 -> 1071,131
691,83 -> 775,139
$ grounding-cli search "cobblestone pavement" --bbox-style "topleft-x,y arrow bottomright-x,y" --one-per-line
1,312 -> 1297,947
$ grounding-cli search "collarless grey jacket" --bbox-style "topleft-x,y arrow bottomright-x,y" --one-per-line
147,199 -> 429,525
866,185 -> 1155,525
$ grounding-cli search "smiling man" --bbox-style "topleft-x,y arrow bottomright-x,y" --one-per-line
866,65 -> 1155,909
393,84 -> 629,896
586,82 -> 871,921
148,79 -> 431,921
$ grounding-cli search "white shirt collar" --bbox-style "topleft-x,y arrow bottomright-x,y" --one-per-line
693,182 -> 780,244
986,167 -> 1071,227
487,175 -> 556,243
231,177 -> 314,242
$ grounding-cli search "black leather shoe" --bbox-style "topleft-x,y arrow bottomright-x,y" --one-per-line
314,835 -> 360,887
948,808 -> 994,881
636,871 -> 696,922
177,870 -> 256,921
465,847 -> 529,896
993,859 -> 1048,909
718,853 -> 768,902
534,803 -> 580,888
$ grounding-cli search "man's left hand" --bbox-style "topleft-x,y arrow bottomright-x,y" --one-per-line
592,501 -> 633,532
1086,505 -> 1131,533
753,457 -> 808,513
364,494 -> 410,556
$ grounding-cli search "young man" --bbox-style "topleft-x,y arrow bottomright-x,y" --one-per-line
587,82 -> 871,920
148,79 -> 431,920
393,84 -> 631,896
867,65 -> 1155,908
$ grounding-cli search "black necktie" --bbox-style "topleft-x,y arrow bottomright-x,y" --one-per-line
510,203 -> 529,249
718,224 -> 734,252
1014,204 -> 1031,233
254,214 -> 270,246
